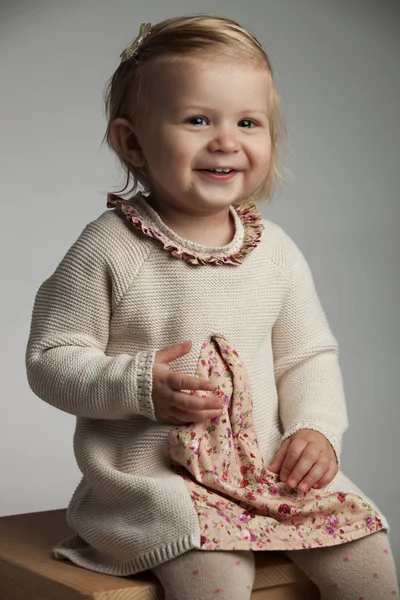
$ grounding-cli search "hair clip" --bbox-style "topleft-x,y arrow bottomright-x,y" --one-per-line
120,22 -> 152,63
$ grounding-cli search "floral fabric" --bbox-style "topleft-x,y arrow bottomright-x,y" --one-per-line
169,337 -> 383,551
106,193 -> 264,266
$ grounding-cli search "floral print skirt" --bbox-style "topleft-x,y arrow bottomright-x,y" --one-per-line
168,337 -> 383,551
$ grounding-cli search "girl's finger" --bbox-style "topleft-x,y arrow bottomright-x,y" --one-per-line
172,390 -> 222,412
168,371 -> 215,393
298,460 -> 330,492
313,462 -> 338,489
285,444 -> 319,488
279,439 -> 308,483
155,341 -> 192,364
172,406 -> 223,424
268,439 -> 290,474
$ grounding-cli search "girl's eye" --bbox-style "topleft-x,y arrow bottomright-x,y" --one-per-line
239,119 -> 257,128
188,116 -> 208,126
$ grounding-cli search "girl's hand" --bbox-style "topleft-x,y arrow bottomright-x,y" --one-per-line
152,341 -> 222,424
268,429 -> 338,492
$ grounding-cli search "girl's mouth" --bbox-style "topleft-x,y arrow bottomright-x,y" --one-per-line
196,169 -> 238,181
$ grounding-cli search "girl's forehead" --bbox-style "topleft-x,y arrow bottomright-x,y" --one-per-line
149,58 -> 270,105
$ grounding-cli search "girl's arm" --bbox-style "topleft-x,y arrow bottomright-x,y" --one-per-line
272,242 -> 348,464
26,217 -> 156,421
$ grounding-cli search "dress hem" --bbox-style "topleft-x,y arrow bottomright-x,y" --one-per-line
52,522 -> 386,577
198,523 -> 386,552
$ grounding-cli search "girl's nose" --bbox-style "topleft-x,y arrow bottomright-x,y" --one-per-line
207,127 -> 240,153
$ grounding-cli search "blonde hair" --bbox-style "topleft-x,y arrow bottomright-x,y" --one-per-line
104,15 -> 285,202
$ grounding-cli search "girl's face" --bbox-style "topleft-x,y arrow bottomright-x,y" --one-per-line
136,58 -> 272,216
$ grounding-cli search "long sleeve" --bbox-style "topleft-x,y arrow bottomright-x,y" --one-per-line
26,215 -> 157,421
272,242 -> 348,462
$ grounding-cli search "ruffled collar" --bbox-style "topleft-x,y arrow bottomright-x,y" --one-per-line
107,192 -> 264,266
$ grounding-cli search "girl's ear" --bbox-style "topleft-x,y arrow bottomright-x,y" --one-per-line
109,118 -> 145,167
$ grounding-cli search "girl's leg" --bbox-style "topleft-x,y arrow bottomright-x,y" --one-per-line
151,549 -> 255,600
284,531 -> 399,600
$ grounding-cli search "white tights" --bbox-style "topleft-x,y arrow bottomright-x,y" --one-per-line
151,531 -> 398,600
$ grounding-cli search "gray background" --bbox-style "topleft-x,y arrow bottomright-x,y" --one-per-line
1,0 -> 399,569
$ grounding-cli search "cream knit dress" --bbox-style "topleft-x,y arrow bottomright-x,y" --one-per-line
26,193 -> 386,576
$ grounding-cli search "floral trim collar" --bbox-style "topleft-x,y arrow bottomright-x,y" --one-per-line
107,192 -> 264,266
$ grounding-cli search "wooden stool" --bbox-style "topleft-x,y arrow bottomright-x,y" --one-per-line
0,509 -> 320,599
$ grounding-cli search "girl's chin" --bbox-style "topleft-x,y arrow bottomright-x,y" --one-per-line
149,184 -> 245,210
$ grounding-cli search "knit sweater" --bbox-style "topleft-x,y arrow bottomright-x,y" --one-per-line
26,193 -> 386,576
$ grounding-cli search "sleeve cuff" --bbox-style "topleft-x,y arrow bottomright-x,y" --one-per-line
134,350 -> 157,420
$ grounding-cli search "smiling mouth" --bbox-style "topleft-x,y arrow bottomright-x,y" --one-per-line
198,168 -> 237,175
195,168 -> 239,182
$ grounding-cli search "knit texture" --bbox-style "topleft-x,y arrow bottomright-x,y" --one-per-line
26,194 -> 387,576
